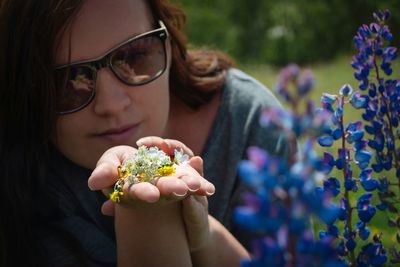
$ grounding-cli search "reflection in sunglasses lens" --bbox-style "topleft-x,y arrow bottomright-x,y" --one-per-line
56,67 -> 95,112
111,35 -> 164,84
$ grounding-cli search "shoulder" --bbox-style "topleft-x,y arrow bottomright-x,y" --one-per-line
223,68 -> 282,110
222,68 -> 289,157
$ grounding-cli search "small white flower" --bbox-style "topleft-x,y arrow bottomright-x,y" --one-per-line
174,148 -> 189,165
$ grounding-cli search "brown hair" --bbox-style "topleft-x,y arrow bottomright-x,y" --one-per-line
0,1 -> 83,266
149,0 -> 235,109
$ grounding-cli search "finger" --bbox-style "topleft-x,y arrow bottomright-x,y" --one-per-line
189,156 -> 204,176
101,200 -> 116,216
136,136 -> 170,152
88,145 -> 136,190
136,136 -> 194,157
126,182 -> 160,203
96,145 -> 137,167
174,164 -> 214,196
164,139 -> 194,157
175,165 -> 202,192
156,176 -> 189,197
182,195 -> 209,213
193,176 -> 215,197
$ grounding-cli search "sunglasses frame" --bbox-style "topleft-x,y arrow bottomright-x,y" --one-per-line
55,20 -> 169,114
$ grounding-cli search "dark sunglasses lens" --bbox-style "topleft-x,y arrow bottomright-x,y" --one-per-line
55,66 -> 95,113
110,34 -> 165,84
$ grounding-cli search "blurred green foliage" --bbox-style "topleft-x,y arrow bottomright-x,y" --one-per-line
177,0 -> 400,66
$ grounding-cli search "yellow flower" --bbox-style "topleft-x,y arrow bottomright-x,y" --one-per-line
118,165 -> 131,178
157,165 -> 175,177
110,191 -> 124,203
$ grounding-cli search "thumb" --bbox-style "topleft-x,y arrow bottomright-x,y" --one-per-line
101,199 -> 116,216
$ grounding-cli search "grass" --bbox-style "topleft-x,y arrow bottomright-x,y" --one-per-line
241,54 -> 360,101
241,54 -> 400,258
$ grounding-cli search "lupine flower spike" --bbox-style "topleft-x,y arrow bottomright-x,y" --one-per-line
236,64 -> 346,267
351,9 -> 400,264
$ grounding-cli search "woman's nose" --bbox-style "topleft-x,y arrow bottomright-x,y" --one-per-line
93,68 -> 132,116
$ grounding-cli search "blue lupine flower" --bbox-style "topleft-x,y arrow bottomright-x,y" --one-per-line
339,84 -> 353,96
346,130 -> 364,143
344,178 -> 357,192
297,69 -> 314,96
359,169 -> 379,191
357,193 -> 376,222
354,139 -> 368,151
321,152 -> 335,174
241,238 -> 286,267
350,91 -> 369,109
335,149 -> 349,170
260,108 -> 293,131
318,135 -> 334,147
368,132 -> 385,151
323,177 -> 341,197
357,241 -> 387,267
354,150 -> 372,162
337,240 -> 346,257
331,127 -> 343,140
356,222 -> 371,240
346,238 -> 357,251
321,93 -> 337,105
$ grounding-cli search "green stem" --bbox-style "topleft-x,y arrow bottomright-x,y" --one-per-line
340,99 -> 356,266
372,50 -> 400,206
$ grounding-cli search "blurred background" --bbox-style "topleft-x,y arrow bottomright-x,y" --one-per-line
178,0 -> 399,65
176,0 -> 400,98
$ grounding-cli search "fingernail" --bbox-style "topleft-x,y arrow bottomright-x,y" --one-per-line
188,188 -> 199,193
88,184 -> 94,191
206,184 -> 215,196
136,139 -> 144,146
206,191 -> 215,196
173,192 -> 187,198
88,179 -> 96,191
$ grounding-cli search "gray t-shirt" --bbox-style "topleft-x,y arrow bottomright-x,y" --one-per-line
35,68 -> 288,266
202,68 -> 288,233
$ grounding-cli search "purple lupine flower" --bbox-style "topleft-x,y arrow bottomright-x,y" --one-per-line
356,238 -> 387,267
359,169 -> 379,191
297,69 -> 314,97
323,177 -> 341,197
339,84 -> 353,96
357,193 -> 376,223
350,91 -> 369,109
356,221 -> 371,240
236,65 -> 346,266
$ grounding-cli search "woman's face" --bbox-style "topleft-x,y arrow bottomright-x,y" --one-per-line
54,0 -> 170,169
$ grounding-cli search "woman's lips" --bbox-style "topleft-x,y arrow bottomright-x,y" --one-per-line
95,124 -> 139,143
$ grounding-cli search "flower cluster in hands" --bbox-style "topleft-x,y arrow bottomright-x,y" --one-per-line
110,146 -> 189,203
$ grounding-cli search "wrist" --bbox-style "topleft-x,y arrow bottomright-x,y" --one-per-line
189,214 -> 213,253
191,216 -> 250,267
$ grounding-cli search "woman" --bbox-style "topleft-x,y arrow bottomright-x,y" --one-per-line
0,0 -> 288,266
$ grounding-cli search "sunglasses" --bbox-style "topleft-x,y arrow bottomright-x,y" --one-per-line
55,20 -> 168,114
